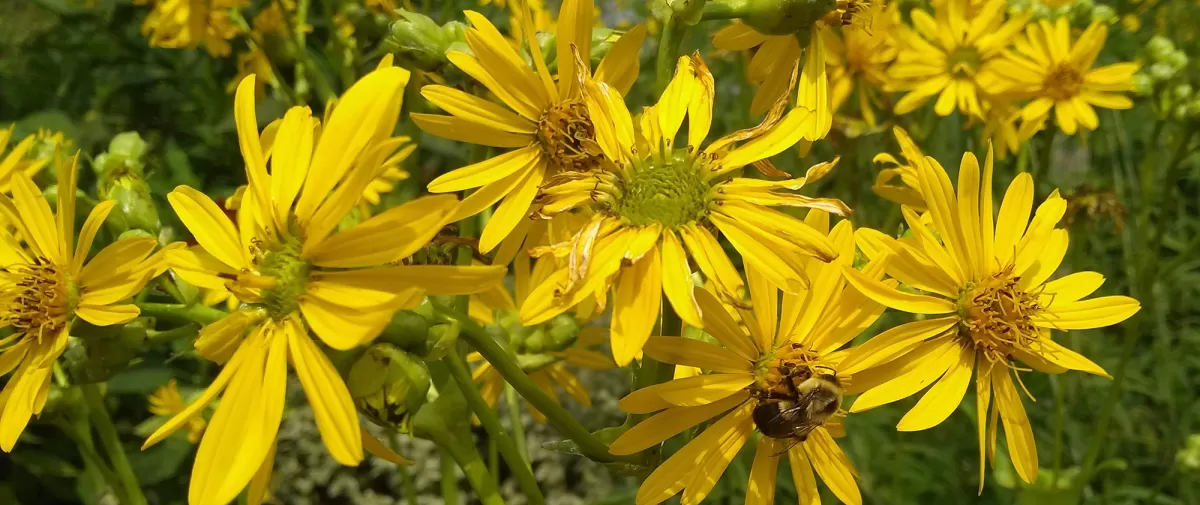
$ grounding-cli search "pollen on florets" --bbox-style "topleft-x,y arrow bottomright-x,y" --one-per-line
257,234 -> 311,320
537,99 -> 605,173
610,149 -> 712,229
957,265 -> 1043,363
1,258 -> 76,339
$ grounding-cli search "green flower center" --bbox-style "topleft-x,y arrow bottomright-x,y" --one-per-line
258,235 -> 311,320
956,268 -> 1042,362
537,99 -> 605,173
947,46 -> 981,78
1045,65 -> 1084,100
612,149 -> 712,229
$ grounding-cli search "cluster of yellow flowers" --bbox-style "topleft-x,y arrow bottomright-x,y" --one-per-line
0,1 -> 1147,504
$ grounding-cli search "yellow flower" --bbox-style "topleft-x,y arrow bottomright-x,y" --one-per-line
979,100 -> 1045,159
359,137 -> 414,213
0,154 -> 161,451
890,0 -> 1028,118
412,0 -> 647,259
149,379 -> 209,444
227,47 -> 276,98
608,217 -> 887,505
143,68 -> 505,505
521,53 -> 849,365
996,19 -> 1139,135
135,0 -> 247,57
825,2 -> 901,127
841,142 -> 1141,488
711,18 -> 835,138
872,127 -> 928,211
0,124 -> 52,194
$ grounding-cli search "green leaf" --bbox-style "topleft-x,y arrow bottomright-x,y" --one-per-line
129,436 -> 193,486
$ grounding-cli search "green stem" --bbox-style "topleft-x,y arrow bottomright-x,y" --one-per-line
444,348 -> 545,505
391,434 -> 419,505
148,324 -> 200,343
701,0 -> 753,20
655,13 -> 687,93
440,454 -> 461,505
56,420 -> 120,500
435,304 -> 638,464
81,384 -> 148,505
135,302 -> 228,325
430,430 -> 506,505
504,384 -> 530,461
1051,375 -> 1065,477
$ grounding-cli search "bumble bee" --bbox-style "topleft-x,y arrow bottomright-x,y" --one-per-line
752,367 -> 843,450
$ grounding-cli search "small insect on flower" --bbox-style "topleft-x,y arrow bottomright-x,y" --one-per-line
608,213 -> 891,505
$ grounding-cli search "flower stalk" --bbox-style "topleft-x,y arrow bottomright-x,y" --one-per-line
81,384 -> 149,505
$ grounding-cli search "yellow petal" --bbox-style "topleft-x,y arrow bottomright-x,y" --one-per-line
411,113 -> 532,148
422,85 -> 537,134
850,337 -> 962,412
594,24 -> 647,95
362,428 -> 414,465
188,329 -> 285,505
838,316 -> 958,375
555,0 -> 593,96
1018,229 -> 1068,290
896,344 -> 975,431
168,186 -> 246,270
1040,271 -> 1105,305
804,428 -> 861,505
841,265 -> 956,314
143,339 -> 252,449
75,304 -> 140,326
746,437 -> 780,505
992,367 -> 1039,484
642,336 -> 753,373
693,287 -> 759,360
636,403 -> 754,505
320,265 -> 507,297
787,441 -> 820,505
687,55 -> 715,150
0,363 -> 51,451
11,173 -> 62,263
246,441 -> 277,505
994,173 -> 1034,266
797,30 -> 831,141
195,310 -> 264,364
445,50 -> 542,120
72,200 -> 115,274
76,237 -> 157,289
428,144 -> 541,193
286,318 -> 363,465
479,164 -> 544,252
659,230 -> 703,329
269,107 -> 316,230
1033,296 -> 1141,330
298,296 -> 394,350
609,393 -> 748,456
656,56 -> 696,148
612,247 -> 662,366
306,194 -> 457,267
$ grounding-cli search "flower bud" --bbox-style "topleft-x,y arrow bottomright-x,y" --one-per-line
734,0 -> 837,36
383,9 -> 466,72
1185,98 -> 1200,119
422,323 -> 459,361
93,132 -> 148,177
1166,50 -> 1189,71
1173,104 -> 1190,121
1146,36 -> 1176,62
1174,84 -> 1193,101
1090,4 -> 1115,23
1132,73 -> 1154,96
381,309 -> 432,349
348,344 -> 432,433
62,320 -> 149,384
546,313 -> 581,351
1177,434 -> 1200,472
1148,62 -> 1178,82
1073,0 -> 1094,15
100,173 -> 161,234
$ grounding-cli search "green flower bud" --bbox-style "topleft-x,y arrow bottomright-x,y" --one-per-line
731,0 -> 838,37
522,327 -> 549,354
516,353 -> 559,372
1148,62 -> 1178,82
348,344 -> 431,433
1174,104 -> 1190,121
99,173 -> 161,234
384,9 -> 466,72
62,320 -> 149,384
1174,84 -> 1193,100
546,314 -> 581,351
1176,434 -> 1200,472
1185,98 -> 1200,119
1146,36 -> 1176,62
1166,50 -> 1189,71
381,309 -> 432,350
1132,73 -> 1154,96
1073,0 -> 1094,14
1090,4 -> 1115,23
422,323 -> 459,361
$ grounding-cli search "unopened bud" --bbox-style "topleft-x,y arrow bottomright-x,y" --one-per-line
1185,98 -> 1200,119
1132,73 -> 1154,96
732,0 -> 837,36
383,9 -> 466,72
1146,36 -> 1176,62
1090,4 -> 1115,23
546,314 -> 581,351
1174,84 -> 1193,100
63,320 -> 149,384
422,323 -> 459,361
100,174 -> 161,234
1177,434 -> 1200,472
348,344 -> 431,433
1148,62 -> 1178,82
1166,50 -> 1189,71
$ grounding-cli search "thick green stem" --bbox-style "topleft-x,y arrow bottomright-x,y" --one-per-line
435,304 -> 638,464
430,430 -> 506,505
135,302 -> 227,325
655,14 -> 688,93
81,384 -> 148,505
701,0 -> 753,20
444,348 -> 546,505
440,454 -> 461,505
148,324 -> 200,343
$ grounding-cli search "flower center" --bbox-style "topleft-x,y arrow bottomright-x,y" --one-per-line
536,99 -> 605,173
257,235 -> 310,320
1044,65 -> 1084,100
1,258 -> 76,339
611,149 -> 711,229
957,267 -> 1042,363
947,46 -> 981,78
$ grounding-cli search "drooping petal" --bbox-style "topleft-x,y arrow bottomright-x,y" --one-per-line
611,247 -> 662,366
608,393 -> 747,455
804,428 -> 862,505
992,367 -> 1038,484
746,437 -> 780,505
286,318 -> 363,466
636,403 -> 754,505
